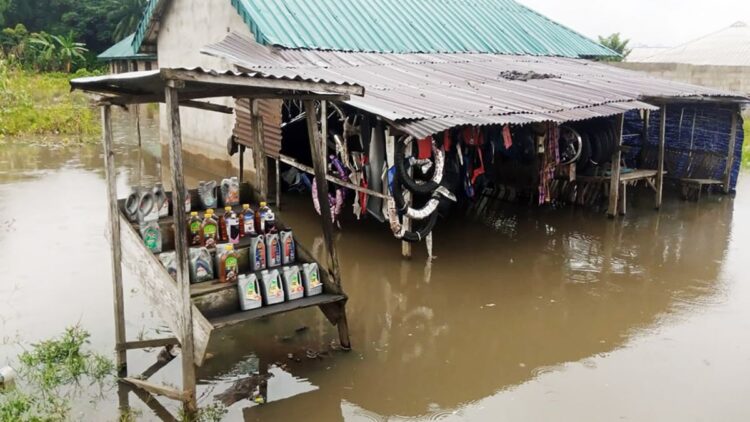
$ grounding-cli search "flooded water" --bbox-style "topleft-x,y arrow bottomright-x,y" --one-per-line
1,110 -> 750,421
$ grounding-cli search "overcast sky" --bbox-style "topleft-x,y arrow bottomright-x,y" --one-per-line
518,0 -> 750,47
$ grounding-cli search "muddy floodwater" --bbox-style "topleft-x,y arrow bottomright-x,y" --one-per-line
1,110 -> 750,421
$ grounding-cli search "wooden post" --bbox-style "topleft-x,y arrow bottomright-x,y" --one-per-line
321,101 -> 328,166
401,136 -> 412,258
607,114 -> 625,218
238,145 -> 245,183
164,83 -> 197,415
102,105 -> 127,376
723,108 -> 739,194
250,100 -> 268,201
275,158 -> 281,210
656,104 -> 666,208
304,100 -> 350,350
640,110 -> 650,166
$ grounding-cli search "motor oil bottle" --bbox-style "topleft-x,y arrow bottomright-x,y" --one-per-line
200,212 -> 218,248
140,220 -> 162,253
266,232 -> 281,268
221,177 -> 240,206
153,183 -> 169,217
159,252 -> 177,280
225,207 -> 240,244
255,202 -> 271,234
240,204 -> 255,238
188,212 -> 202,246
184,187 -> 192,213
124,187 -> 140,221
250,235 -> 267,271
217,207 -> 230,242
259,269 -> 284,305
280,230 -> 296,265
264,209 -> 277,234
189,247 -> 214,283
219,244 -> 239,283
302,263 -> 323,296
282,265 -> 304,301
198,180 -> 218,209
238,273 -> 263,311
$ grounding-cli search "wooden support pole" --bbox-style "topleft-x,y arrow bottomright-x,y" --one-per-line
640,110 -> 650,166
122,377 -> 187,402
607,114 -> 625,218
275,158 -> 281,209
723,108 -> 739,194
250,100 -> 268,201
116,337 -> 179,351
164,84 -> 197,415
304,100 -> 350,349
238,145 -> 245,184
102,105 -> 127,376
656,104 -> 666,208
401,136 -> 413,258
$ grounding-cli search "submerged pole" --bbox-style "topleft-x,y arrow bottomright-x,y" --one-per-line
656,104 -> 666,208
723,107 -> 739,194
164,82 -> 198,415
250,100 -> 268,201
102,105 -> 127,376
607,114 -> 625,218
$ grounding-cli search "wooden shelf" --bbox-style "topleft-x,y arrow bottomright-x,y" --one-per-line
208,294 -> 346,329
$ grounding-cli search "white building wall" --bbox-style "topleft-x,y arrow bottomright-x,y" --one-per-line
157,0 -> 253,165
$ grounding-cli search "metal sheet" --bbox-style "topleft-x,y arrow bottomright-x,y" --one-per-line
203,34 -> 748,137
234,98 -> 283,157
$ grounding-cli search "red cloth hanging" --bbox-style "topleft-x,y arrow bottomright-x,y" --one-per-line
417,136 -> 433,159
502,125 -> 513,149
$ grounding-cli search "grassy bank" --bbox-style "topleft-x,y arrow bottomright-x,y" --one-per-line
0,65 -> 100,144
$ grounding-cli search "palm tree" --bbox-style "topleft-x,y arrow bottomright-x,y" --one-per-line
52,33 -> 88,73
28,32 -> 57,71
597,33 -> 631,62
110,0 -> 147,42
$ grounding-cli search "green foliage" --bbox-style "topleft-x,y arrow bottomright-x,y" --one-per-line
110,0 -> 148,43
0,326 -> 114,422
1,24 -> 89,72
596,33 -> 631,62
178,402 -> 229,422
0,62 -> 100,143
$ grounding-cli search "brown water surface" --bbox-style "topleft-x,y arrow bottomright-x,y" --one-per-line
1,110 -> 749,421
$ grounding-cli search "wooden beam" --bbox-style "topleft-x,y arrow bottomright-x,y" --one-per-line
94,90 -> 349,106
122,378 -> 186,402
162,68 -> 365,96
304,100 -> 343,291
640,109 -> 650,166
250,99 -> 268,201
723,108 -> 739,194
608,114 -> 625,218
164,84 -> 197,414
275,158 -> 281,209
401,133 -> 413,258
117,337 -> 179,351
120,381 -> 178,422
278,154 -> 388,199
179,100 -> 233,114
101,105 -> 127,376
656,104 -> 666,208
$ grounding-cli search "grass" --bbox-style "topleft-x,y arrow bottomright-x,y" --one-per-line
0,62 -> 100,144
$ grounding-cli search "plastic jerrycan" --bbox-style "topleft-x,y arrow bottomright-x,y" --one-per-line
302,263 -> 323,296
260,269 -> 285,305
238,273 -> 263,311
282,265 -> 305,301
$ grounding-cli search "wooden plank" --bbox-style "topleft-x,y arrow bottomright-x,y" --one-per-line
656,104 -> 666,209
117,338 -> 179,351
164,84 -> 197,412
161,68 -> 365,96
101,105 -> 127,376
607,114 -> 625,218
723,109 -> 739,194
119,212 -> 213,367
209,294 -> 347,330
304,100 -> 344,290
119,381 -> 178,422
278,154 -> 389,199
122,377 -> 186,402
179,100 -> 233,114
681,178 -> 723,185
251,99 -> 268,201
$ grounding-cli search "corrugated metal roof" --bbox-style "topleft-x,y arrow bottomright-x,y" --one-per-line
203,34 -> 747,137
98,34 -> 157,62
633,22 -> 750,67
229,0 -> 614,57
625,47 -> 669,63
132,0 -> 168,54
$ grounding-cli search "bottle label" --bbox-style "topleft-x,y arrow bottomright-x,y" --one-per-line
204,224 -> 217,237
269,237 -> 280,265
190,221 -> 200,234
143,227 -> 160,251
290,273 -> 303,294
243,215 -> 255,234
309,270 -> 321,288
255,242 -> 266,269
246,282 -> 261,301
269,278 -> 282,298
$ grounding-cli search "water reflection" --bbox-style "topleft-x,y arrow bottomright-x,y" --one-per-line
0,109 -> 744,421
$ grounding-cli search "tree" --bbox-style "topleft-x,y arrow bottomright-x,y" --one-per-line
28,32 -> 57,70
109,0 -> 146,42
597,33 -> 631,62
52,33 -> 87,73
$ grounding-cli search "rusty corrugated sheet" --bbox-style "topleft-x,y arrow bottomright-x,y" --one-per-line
234,98 -> 283,157
203,34 -> 748,137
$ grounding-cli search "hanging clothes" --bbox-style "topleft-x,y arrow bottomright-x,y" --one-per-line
502,125 -> 513,149
538,123 -> 561,205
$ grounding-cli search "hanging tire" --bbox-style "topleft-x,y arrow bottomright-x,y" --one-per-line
395,136 -> 445,194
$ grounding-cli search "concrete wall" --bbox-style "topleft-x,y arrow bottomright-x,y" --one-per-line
157,0 -> 253,168
613,62 -> 750,117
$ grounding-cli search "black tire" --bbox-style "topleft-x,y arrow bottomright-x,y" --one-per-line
395,138 -> 440,194
578,131 -> 592,171
401,208 -> 439,243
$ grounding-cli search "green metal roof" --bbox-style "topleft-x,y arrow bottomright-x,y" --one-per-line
133,0 -> 616,58
229,0 -> 615,57
98,34 -> 156,61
